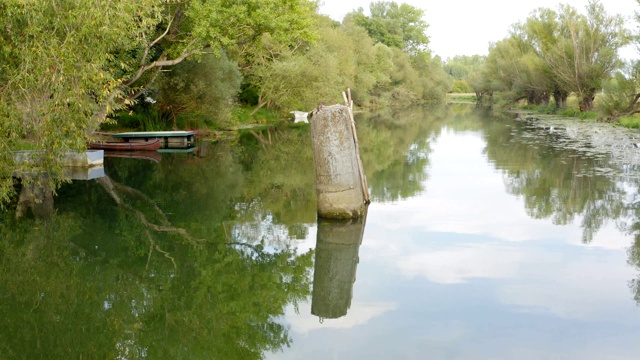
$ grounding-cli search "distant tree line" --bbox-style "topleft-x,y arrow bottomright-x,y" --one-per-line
445,0 -> 640,117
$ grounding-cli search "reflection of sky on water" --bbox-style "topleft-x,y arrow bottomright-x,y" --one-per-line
270,129 -> 640,360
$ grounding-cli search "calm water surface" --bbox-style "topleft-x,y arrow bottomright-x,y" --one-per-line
2,105 -> 640,359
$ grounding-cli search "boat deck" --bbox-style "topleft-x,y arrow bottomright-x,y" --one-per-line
112,131 -> 197,148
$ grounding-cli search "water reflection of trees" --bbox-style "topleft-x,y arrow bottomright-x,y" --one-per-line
482,118 -> 626,243
232,127 -> 317,244
358,107 -> 447,202
472,114 -> 640,309
0,134 -> 317,359
620,187 -> 640,305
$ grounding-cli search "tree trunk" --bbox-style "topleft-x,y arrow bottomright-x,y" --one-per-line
250,96 -> 268,116
553,89 -> 568,109
526,91 -> 550,106
476,91 -> 493,108
579,92 -> 596,112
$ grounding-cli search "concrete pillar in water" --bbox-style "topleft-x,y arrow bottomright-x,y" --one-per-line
310,104 -> 366,219
311,214 -> 366,319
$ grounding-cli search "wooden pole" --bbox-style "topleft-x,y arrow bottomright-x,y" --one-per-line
343,89 -> 370,204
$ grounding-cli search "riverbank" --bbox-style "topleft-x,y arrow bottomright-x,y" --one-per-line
446,93 -> 477,104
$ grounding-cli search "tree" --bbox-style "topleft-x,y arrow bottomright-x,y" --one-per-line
0,0 -> 318,204
513,8 -> 569,108
595,0 -> 640,118
154,52 -> 243,128
597,65 -> 640,118
0,0 -> 164,205
477,1 -> 628,111
345,1 -> 429,54
482,35 -> 551,105
412,52 -> 453,104
545,1 -> 628,111
247,13 -> 444,112
444,55 -> 485,81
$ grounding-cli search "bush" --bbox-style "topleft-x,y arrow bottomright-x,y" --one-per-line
451,79 -> 473,93
233,106 -> 283,125
557,108 -> 599,120
102,110 -> 169,131
597,72 -> 637,117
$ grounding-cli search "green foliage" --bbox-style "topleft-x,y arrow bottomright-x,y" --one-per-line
233,106 -> 284,125
412,53 -> 453,104
534,103 -> 559,114
345,1 -> 429,54
186,0 -> 318,63
0,0 -> 320,205
478,0 -> 629,111
617,115 -> 640,128
597,65 -> 640,117
155,52 -> 243,128
452,80 -> 473,93
251,17 -> 346,111
104,110 -> 169,132
557,108 -> 599,119
444,55 -> 485,80
248,11 -> 448,112
482,35 -> 550,105
0,0 -> 163,187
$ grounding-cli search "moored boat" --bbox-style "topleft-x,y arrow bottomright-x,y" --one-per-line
87,139 -> 162,151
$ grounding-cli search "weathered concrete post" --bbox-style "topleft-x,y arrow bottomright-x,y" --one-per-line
311,215 -> 366,319
310,104 -> 366,219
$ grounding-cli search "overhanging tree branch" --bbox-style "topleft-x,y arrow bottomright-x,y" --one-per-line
125,46 -> 200,87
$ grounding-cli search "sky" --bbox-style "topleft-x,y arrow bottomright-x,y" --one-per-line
318,0 -> 639,60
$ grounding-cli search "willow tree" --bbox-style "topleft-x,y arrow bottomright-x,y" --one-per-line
514,8 -> 569,108
545,1 -> 628,111
478,0 -> 628,111
482,35 -> 551,105
0,0 -> 317,205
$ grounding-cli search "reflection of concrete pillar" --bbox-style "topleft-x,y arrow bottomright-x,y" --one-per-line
310,105 -> 365,219
15,179 -> 54,220
311,213 -> 367,319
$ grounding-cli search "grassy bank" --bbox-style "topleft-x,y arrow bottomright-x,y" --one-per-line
446,93 -> 477,103
96,105 -> 292,139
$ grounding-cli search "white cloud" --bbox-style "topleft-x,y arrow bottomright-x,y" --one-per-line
285,300 -> 398,334
497,253 -> 637,323
396,244 -> 534,284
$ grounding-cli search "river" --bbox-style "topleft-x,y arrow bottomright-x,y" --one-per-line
2,104 -> 640,359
